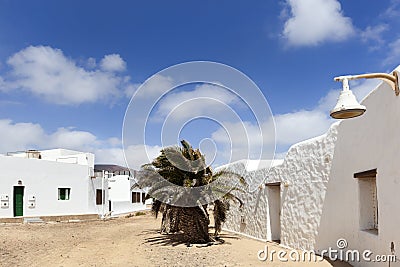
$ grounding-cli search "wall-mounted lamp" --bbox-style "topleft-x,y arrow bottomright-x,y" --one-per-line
330,71 -> 399,119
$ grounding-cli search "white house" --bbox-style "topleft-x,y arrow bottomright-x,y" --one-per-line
222,67 -> 400,266
94,165 -> 150,216
0,149 -> 109,220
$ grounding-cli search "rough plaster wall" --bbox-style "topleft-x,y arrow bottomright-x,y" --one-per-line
315,73 -> 400,267
275,123 -> 338,250
221,161 -> 270,241
223,123 -> 338,250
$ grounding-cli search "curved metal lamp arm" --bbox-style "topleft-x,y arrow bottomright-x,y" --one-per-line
334,71 -> 399,96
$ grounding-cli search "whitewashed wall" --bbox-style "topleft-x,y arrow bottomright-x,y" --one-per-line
0,155 -> 106,218
223,68 -> 400,267
108,175 -> 131,201
40,149 -> 95,167
223,124 -> 338,245
107,174 -> 148,215
88,174 -> 109,217
9,149 -> 95,167
315,71 -> 400,266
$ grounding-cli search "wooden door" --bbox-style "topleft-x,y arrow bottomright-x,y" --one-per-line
13,186 -> 24,217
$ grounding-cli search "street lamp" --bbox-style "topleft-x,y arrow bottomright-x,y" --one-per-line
330,71 -> 399,119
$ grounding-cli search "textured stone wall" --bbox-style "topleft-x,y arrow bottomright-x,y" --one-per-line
222,122 -> 339,250
222,68 -> 400,266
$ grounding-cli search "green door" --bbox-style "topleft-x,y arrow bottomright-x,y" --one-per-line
13,186 -> 24,217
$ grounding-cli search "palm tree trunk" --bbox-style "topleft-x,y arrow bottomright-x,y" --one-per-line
179,206 -> 210,243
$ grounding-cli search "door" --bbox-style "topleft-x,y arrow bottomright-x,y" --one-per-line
13,186 -> 24,217
267,184 -> 281,242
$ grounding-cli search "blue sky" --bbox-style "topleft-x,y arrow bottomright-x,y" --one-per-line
0,0 -> 399,169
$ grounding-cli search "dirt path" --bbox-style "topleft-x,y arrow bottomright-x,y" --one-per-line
0,214 -> 350,267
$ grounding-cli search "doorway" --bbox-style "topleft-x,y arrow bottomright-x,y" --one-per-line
267,183 -> 281,242
13,186 -> 24,217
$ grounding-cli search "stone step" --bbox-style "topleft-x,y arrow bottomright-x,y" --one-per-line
23,217 -> 44,223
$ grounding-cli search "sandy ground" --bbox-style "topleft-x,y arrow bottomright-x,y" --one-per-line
0,213 -> 351,267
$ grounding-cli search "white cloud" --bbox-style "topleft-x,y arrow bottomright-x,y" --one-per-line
0,76 -> 5,86
0,119 -> 46,153
0,78 -> 380,169
124,83 -> 139,98
93,147 -> 127,167
0,119 -> 99,153
154,83 -> 240,121
86,57 -> 97,69
274,78 -> 378,147
383,0 -> 400,18
210,110 -> 331,160
383,38 -> 400,66
122,144 -> 162,169
100,54 -> 126,72
211,120 -> 275,162
48,127 -> 99,151
274,110 -> 331,145
0,119 -> 162,170
282,0 -> 355,46
361,24 -> 388,43
209,77 -> 380,164
361,24 -> 388,50
2,46 -> 132,105
129,74 -> 174,99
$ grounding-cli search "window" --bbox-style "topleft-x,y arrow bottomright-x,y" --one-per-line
96,189 -> 105,205
354,169 -> 378,234
142,193 -> 146,204
58,188 -> 70,200
132,192 -> 141,203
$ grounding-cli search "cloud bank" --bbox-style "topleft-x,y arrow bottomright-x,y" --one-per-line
1,46 -> 132,105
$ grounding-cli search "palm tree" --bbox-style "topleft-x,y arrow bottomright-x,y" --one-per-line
137,140 -> 246,244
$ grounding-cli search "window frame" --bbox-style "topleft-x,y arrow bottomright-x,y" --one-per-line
58,188 -> 71,201
132,192 -> 141,203
354,169 -> 378,234
96,189 -> 105,205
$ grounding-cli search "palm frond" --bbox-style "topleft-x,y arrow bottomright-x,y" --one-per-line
221,191 -> 243,208
138,140 -> 247,243
163,146 -> 192,172
211,170 -> 247,186
213,199 -> 229,234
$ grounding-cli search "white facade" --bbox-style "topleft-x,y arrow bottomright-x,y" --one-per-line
107,174 -> 150,216
223,68 -> 400,266
0,149 -> 108,219
8,148 -> 95,166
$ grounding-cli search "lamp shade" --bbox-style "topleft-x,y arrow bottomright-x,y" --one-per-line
330,89 -> 366,119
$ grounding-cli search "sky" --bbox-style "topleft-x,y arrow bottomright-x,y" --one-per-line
0,0 -> 399,169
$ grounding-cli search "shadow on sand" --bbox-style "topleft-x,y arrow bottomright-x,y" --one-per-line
142,228 -> 240,247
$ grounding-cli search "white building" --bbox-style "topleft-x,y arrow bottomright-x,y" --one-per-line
0,149 -> 108,219
223,68 -> 400,266
94,165 -> 150,216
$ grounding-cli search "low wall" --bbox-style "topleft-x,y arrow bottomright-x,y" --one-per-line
111,201 -> 148,216
223,123 -> 338,250
0,213 -> 99,223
